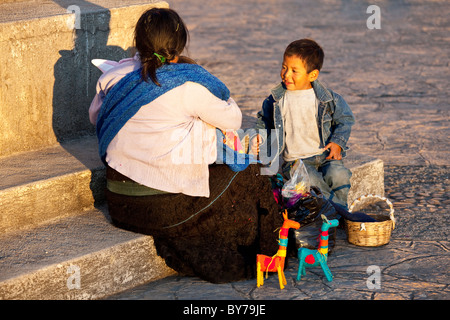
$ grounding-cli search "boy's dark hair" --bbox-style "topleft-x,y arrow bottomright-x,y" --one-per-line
284,39 -> 324,73
134,8 -> 189,85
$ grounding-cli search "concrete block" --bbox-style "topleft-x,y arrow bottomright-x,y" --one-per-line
346,152 -> 385,206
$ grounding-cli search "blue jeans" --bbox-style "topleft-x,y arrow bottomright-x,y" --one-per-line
282,152 -> 352,208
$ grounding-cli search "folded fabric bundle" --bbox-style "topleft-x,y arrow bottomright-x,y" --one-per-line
329,201 -> 377,222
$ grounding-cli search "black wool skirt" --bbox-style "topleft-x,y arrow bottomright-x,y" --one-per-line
105,164 -> 283,283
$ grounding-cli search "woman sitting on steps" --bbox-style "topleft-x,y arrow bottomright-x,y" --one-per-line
89,7 -> 282,283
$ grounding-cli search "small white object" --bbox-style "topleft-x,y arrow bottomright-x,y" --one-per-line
91,59 -> 120,73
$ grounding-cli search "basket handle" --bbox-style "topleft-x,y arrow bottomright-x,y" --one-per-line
349,194 -> 395,230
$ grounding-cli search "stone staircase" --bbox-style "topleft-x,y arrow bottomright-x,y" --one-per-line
0,0 -> 384,300
0,0 -> 177,300
0,136 -> 176,299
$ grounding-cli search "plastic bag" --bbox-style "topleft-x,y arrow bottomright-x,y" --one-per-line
269,161 -> 338,252
281,160 -> 311,208
288,186 -> 339,251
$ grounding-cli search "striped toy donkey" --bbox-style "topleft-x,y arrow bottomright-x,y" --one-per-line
297,214 -> 339,282
257,210 -> 300,289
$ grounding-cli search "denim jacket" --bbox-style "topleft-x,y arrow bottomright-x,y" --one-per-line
255,80 -> 355,165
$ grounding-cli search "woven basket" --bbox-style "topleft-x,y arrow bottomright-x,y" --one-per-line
345,194 -> 396,247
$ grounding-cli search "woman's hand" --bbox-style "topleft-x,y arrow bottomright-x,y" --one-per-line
250,134 -> 262,155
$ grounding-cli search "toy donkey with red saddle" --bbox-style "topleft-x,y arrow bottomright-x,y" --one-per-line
297,214 -> 339,282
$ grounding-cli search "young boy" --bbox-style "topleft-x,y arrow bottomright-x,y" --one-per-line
252,39 -> 355,208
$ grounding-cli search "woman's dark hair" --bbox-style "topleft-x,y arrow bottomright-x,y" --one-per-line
284,39 -> 324,73
134,8 -> 189,85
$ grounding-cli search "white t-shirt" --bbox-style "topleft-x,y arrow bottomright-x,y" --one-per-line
280,88 -> 323,161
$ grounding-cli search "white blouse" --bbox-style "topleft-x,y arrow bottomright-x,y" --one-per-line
89,57 -> 242,197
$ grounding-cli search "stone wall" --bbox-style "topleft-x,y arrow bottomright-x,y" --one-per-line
0,1 -> 168,157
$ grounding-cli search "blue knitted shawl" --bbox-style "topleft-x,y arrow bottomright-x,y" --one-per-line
96,63 -> 230,164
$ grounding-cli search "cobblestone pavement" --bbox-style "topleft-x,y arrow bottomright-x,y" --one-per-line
108,165 -> 449,301
107,0 -> 449,302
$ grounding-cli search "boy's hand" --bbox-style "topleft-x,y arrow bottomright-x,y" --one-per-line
324,142 -> 342,160
250,134 -> 262,155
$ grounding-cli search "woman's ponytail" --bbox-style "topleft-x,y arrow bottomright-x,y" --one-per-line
134,8 -> 188,86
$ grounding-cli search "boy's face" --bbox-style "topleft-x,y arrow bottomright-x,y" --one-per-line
280,55 -> 319,91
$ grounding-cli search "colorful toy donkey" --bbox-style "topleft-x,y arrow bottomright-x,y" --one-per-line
257,210 -> 300,289
297,215 -> 339,282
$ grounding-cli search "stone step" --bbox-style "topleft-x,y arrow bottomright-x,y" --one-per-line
0,136 -> 105,234
0,0 -> 168,157
0,135 -> 176,299
0,206 -> 175,300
